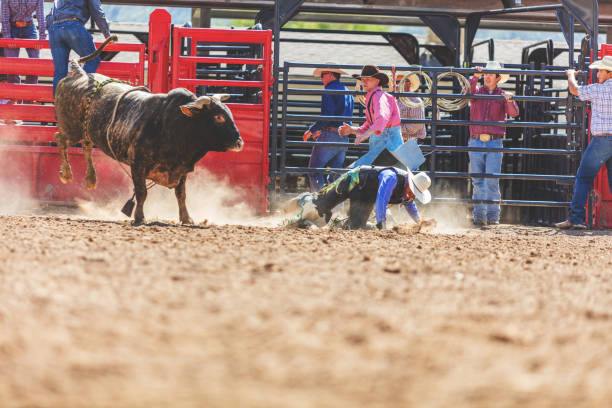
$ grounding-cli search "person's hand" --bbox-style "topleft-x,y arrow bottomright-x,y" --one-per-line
338,122 -> 353,136
303,130 -> 312,142
566,69 -> 577,78
474,66 -> 483,78
311,130 -> 321,141
503,91 -> 513,101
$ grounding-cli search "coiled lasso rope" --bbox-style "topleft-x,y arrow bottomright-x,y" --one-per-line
397,70 -> 433,108
435,70 -> 471,111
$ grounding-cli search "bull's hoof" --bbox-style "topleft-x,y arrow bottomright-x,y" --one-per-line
59,165 -> 73,184
180,217 -> 194,225
131,218 -> 145,226
85,173 -> 97,190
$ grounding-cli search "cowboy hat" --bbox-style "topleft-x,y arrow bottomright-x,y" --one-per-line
483,61 -> 510,84
407,169 -> 432,204
396,73 -> 421,92
313,62 -> 348,77
352,65 -> 389,87
589,55 -> 612,71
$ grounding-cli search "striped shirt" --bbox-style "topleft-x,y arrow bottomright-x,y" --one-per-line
1,0 -> 46,39
397,97 -> 426,140
578,79 -> 612,136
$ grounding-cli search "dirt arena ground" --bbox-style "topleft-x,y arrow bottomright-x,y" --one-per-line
1,207 -> 612,408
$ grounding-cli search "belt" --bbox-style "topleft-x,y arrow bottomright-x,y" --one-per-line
322,127 -> 338,131
13,21 -> 32,28
52,17 -> 83,26
594,134 -> 612,137
471,134 -> 503,142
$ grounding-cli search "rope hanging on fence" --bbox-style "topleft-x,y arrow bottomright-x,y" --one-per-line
397,70 -> 432,108
435,71 -> 471,111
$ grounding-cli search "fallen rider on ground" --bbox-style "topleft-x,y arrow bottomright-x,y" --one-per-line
284,165 -> 436,230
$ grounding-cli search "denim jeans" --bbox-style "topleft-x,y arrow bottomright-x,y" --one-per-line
49,21 -> 100,95
308,129 -> 347,192
4,23 -> 39,85
348,126 -> 403,168
468,137 -> 503,222
568,136 -> 612,224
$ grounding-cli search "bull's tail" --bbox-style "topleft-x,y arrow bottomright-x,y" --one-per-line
78,35 -> 118,64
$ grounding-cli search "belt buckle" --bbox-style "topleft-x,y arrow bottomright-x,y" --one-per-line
479,134 -> 491,142
15,21 -> 27,28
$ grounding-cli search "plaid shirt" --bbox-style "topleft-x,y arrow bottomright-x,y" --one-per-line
1,0 -> 46,39
578,79 -> 612,136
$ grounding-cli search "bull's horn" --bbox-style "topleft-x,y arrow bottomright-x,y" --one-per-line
193,96 -> 212,110
212,94 -> 230,102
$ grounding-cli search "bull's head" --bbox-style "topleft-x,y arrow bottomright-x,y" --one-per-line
180,94 -> 244,152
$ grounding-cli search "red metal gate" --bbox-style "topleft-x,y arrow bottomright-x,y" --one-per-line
166,22 -> 273,214
0,37 -> 145,204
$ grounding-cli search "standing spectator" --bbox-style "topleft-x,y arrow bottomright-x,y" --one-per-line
1,0 -> 46,87
303,63 -> 354,191
46,0 -> 111,95
396,73 -> 426,142
556,56 -> 612,229
339,65 -> 403,168
468,61 -> 519,226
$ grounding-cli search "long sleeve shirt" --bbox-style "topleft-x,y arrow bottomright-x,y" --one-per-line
375,168 -> 420,224
308,79 -> 353,133
468,76 -> 519,136
1,0 -> 46,39
398,97 -> 426,139
357,86 -> 401,135
577,79 -> 612,136
47,0 -> 110,38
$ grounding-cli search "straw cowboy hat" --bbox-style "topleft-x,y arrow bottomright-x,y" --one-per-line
589,55 -> 612,71
484,61 -> 510,84
352,65 -> 390,87
313,62 -> 348,77
407,169 -> 432,204
395,73 -> 421,92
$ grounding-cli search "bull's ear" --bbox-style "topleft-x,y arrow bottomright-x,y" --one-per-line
180,105 -> 195,117
212,93 -> 230,102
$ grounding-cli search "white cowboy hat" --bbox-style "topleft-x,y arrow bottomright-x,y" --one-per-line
313,62 -> 348,77
407,169 -> 432,204
484,61 -> 510,84
589,55 -> 612,71
395,73 -> 421,92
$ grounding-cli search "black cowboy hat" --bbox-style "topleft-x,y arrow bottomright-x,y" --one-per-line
352,65 -> 389,87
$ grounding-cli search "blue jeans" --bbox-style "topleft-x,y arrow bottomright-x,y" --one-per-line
4,23 -> 39,84
568,136 -> 612,224
308,129 -> 347,192
468,137 -> 503,222
348,126 -> 403,168
49,21 -> 100,95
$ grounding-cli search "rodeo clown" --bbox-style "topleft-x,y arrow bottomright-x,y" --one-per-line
285,165 -> 432,230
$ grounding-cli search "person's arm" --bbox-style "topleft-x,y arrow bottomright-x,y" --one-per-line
402,200 -> 421,224
469,67 -> 483,93
1,0 -> 11,39
88,0 -> 111,38
504,94 -> 519,118
566,69 -> 579,97
36,0 -> 46,40
375,170 -> 398,228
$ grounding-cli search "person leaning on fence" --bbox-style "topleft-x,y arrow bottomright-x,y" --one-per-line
339,65 -> 403,168
1,0 -> 46,90
303,63 -> 354,192
555,56 -> 612,230
46,0 -> 112,95
468,61 -> 519,226
395,73 -> 426,142
287,165 -> 432,230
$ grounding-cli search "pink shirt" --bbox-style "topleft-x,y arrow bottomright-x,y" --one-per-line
357,87 -> 401,135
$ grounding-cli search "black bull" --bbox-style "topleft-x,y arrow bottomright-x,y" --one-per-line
54,48 -> 244,225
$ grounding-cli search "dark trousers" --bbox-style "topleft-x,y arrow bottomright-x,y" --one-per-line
314,167 -> 380,229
